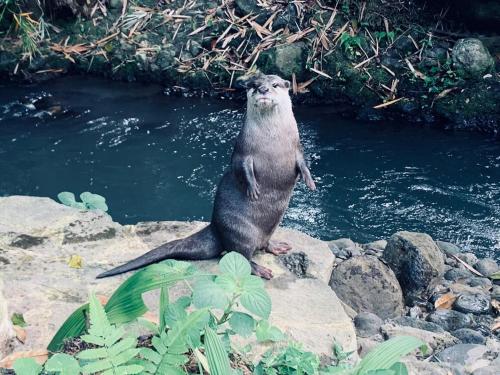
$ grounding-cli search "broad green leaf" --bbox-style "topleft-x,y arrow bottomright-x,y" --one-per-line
204,325 -> 232,375
164,296 -> 191,328
80,192 -> 108,211
255,320 -> 284,342
215,274 -> 238,294
11,312 -> 27,327
192,279 -> 228,310
354,336 -> 425,375
240,285 -> 271,318
229,312 -> 255,337
389,362 -> 408,375
47,303 -> 88,352
57,192 -> 77,206
219,252 -> 251,278
44,353 -> 81,375
12,358 -> 42,375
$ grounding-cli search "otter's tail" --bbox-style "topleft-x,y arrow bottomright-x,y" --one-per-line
96,225 -> 221,279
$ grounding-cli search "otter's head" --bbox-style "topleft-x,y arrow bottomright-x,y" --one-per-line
239,73 -> 291,114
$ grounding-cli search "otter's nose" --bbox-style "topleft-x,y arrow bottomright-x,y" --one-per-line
257,85 -> 269,94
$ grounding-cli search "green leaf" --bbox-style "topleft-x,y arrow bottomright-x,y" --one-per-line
192,279 -> 228,310
12,358 -> 42,375
389,362 -> 408,375
240,282 -> 271,319
354,336 -> 425,375
229,312 -> 255,337
44,353 -> 81,375
80,192 -> 108,212
489,270 -> 500,280
255,320 -> 284,342
48,303 -> 88,352
219,252 -> 251,278
11,312 -> 27,327
215,274 -> 238,294
204,325 -> 232,375
57,191 -> 77,206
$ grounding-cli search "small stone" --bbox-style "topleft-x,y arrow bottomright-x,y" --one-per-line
392,316 -> 445,333
453,292 -> 491,315
437,240 -> 462,257
457,252 -> 479,266
330,256 -> 404,319
491,285 -> 500,300
363,240 -> 387,252
468,277 -> 492,289
452,38 -> 495,78
427,309 -> 473,331
328,243 -> 350,260
445,268 -> 471,281
474,258 -> 499,277
451,328 -> 486,344
354,312 -> 383,338
435,344 -> 489,367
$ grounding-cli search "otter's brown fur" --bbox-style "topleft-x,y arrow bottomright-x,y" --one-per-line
97,73 -> 315,279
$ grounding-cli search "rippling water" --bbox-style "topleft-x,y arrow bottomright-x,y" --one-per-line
1,77 -> 499,259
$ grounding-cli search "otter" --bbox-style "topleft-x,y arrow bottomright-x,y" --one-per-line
97,73 -> 316,280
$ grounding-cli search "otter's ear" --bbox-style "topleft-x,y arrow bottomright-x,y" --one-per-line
284,80 -> 291,90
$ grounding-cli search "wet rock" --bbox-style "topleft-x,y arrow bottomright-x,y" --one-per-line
381,323 -> 459,355
453,292 -> 491,315
426,309 -> 473,331
383,231 -> 445,303
474,258 -> 499,276
451,328 -> 486,344
452,38 -> 495,78
362,239 -> 386,254
392,316 -> 445,333
436,240 -> 462,257
328,242 -> 350,260
445,268 -> 472,281
354,312 -> 383,338
330,256 -> 404,319
260,43 -> 306,79
435,344 -> 489,369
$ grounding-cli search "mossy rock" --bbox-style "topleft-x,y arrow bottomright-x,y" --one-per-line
258,42 -> 307,80
452,38 -> 495,79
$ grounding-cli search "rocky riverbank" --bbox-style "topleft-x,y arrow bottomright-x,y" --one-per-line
0,1 -> 499,133
0,195 -> 499,374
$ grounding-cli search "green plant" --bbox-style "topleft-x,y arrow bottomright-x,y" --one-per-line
339,32 -> 363,54
254,342 -> 320,375
373,31 -> 395,45
57,192 -> 109,212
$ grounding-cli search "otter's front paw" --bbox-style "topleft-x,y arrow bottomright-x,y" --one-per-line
247,184 -> 260,200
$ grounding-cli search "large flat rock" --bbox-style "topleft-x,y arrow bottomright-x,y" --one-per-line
0,196 -> 353,360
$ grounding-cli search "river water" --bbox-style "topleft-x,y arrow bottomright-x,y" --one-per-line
1,77 -> 499,259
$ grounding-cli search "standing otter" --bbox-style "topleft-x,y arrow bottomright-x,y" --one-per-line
97,73 -> 316,280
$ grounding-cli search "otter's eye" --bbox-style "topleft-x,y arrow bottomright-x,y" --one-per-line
272,82 -> 279,88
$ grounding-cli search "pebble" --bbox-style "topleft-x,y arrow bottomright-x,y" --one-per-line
468,277 -> 492,289
436,240 -> 462,257
354,312 -> 383,338
435,344 -> 488,366
453,292 -> 491,315
474,258 -> 499,277
393,316 -> 445,333
451,328 -> 486,344
427,309 -> 473,331
445,268 -> 471,281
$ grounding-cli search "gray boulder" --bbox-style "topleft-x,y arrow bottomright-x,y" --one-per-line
426,309 -> 473,331
383,231 -> 445,303
330,256 -> 404,319
474,258 -> 499,276
354,312 -> 383,338
452,38 -> 495,78
457,252 -> 479,266
444,268 -> 472,281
